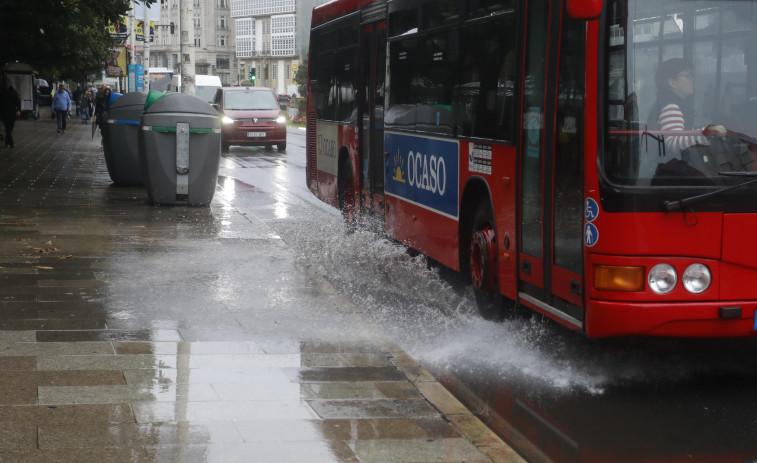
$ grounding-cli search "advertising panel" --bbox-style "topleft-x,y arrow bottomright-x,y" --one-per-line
384,132 -> 459,219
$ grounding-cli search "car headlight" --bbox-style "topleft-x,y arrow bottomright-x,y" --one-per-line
648,263 -> 677,294
682,263 -> 711,294
276,116 -> 286,124
222,115 -> 235,124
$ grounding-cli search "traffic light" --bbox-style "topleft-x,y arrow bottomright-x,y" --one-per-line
250,69 -> 256,82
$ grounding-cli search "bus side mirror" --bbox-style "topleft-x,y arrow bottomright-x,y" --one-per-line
567,0 -> 602,19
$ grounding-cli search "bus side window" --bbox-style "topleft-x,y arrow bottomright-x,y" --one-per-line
337,47 -> 359,123
456,12 -> 517,141
386,38 -> 419,131
416,30 -> 458,136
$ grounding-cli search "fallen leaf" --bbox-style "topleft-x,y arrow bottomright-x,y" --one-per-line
58,255 -> 73,260
35,266 -> 53,270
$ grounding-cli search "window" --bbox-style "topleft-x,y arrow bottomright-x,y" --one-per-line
230,0 -> 294,17
416,30 -> 458,135
467,0 -> 515,18
389,7 -> 417,38
386,39 -> 418,130
311,16 -> 360,121
236,18 -> 255,57
456,13 -> 517,140
422,0 -> 459,29
224,90 -> 279,110
386,4 -> 518,140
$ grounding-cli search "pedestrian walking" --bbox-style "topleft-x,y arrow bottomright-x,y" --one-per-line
52,84 -> 72,133
33,86 -> 41,120
73,85 -> 83,117
80,89 -> 93,124
1,82 -> 21,148
93,86 -> 111,144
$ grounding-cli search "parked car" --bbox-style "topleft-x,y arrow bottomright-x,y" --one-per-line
277,94 -> 291,105
213,87 -> 287,152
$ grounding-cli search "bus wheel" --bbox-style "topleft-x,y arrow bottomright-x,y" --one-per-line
338,157 -> 356,226
468,201 -> 503,320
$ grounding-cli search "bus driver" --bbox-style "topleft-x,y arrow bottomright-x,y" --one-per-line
649,58 -> 726,152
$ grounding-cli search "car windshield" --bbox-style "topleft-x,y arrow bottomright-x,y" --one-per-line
603,0 -> 757,188
195,86 -> 218,104
225,90 -> 278,110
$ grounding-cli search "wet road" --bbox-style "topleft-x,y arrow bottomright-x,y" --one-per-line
0,120 -> 519,462
225,127 -> 757,462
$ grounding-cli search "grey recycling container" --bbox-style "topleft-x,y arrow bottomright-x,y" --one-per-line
103,92 -> 147,185
138,91 -> 222,206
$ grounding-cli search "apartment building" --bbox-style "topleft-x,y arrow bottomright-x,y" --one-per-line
231,0 -> 300,94
149,0 -> 237,86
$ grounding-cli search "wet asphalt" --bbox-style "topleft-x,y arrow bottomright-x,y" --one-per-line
0,116 -> 521,462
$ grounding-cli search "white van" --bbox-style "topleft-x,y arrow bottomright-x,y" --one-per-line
169,74 -> 222,104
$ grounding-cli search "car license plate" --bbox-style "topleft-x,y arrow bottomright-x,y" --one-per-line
247,132 -> 265,137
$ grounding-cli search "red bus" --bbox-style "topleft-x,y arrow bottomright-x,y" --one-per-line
306,0 -> 757,337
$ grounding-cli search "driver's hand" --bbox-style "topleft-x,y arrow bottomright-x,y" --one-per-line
704,124 -> 727,138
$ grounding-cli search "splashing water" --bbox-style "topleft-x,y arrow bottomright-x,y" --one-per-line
257,198 -> 757,395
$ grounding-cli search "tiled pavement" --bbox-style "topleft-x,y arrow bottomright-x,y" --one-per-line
0,117 -> 523,462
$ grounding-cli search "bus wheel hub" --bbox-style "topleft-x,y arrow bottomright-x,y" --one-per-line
470,227 -> 497,290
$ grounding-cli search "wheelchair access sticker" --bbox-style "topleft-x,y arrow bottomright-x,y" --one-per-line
585,198 -> 599,222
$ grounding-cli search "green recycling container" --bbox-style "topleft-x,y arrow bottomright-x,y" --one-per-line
138,91 -> 222,206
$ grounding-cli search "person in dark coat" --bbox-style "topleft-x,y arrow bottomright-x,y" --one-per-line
93,86 -> 111,145
80,89 -> 93,124
1,82 -> 21,148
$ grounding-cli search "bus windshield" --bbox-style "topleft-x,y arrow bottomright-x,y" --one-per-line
149,72 -> 173,93
603,0 -> 757,190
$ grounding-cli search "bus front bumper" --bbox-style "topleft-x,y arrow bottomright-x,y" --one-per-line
586,300 -> 757,337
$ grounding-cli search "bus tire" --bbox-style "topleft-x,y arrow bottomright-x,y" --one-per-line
338,156 -> 356,226
467,200 -> 504,320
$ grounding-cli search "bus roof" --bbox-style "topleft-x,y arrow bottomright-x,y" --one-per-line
311,0 -> 377,26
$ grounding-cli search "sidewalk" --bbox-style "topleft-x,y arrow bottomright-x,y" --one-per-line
0,118 -> 521,462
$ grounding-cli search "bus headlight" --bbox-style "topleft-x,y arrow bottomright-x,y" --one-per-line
648,264 -> 677,294
682,263 -> 711,294
222,115 -> 235,124
276,116 -> 286,124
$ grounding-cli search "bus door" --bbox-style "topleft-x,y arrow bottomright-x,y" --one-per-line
359,20 -> 387,213
519,0 -> 586,329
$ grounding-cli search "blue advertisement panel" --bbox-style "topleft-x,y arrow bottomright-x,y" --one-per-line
136,64 -> 144,92
128,65 -> 136,93
384,132 -> 459,218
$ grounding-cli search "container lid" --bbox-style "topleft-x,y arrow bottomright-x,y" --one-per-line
108,92 -> 147,110
143,92 -> 217,115
107,92 -> 123,108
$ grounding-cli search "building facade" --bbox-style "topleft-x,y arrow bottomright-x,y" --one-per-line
231,0 -> 300,94
148,0 -> 238,86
